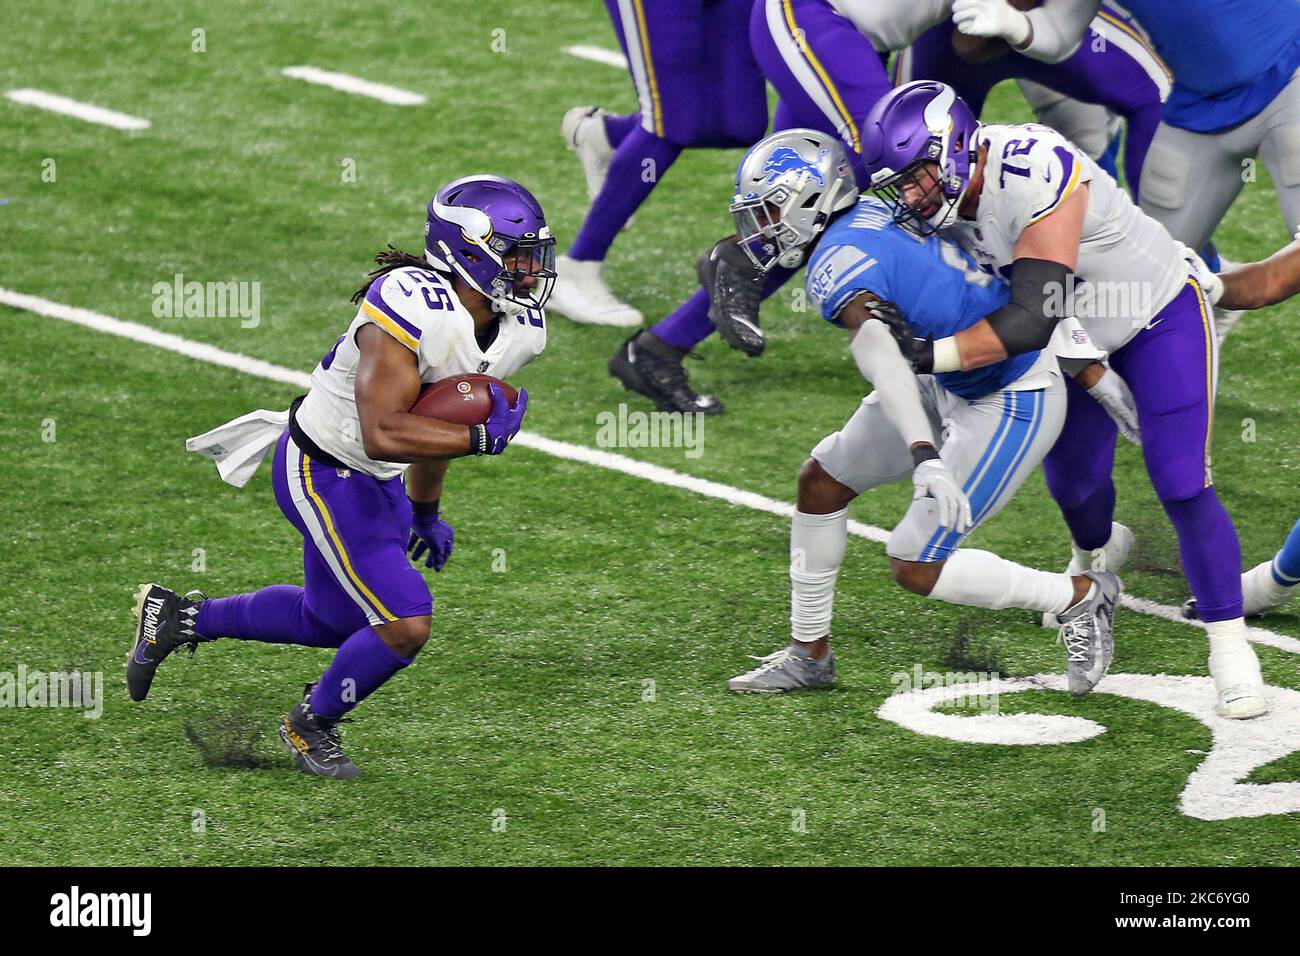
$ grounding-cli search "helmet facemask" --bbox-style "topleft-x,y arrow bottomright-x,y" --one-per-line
731,174 -> 851,272
871,155 -> 964,237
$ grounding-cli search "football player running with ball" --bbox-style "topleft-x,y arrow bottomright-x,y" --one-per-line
127,176 -> 551,777
728,130 -> 1125,696
861,81 -> 1267,718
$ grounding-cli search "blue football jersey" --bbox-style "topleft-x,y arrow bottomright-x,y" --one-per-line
805,197 -> 1037,400
1122,0 -> 1300,132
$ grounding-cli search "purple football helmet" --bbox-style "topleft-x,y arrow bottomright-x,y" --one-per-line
861,81 -> 979,235
425,175 -> 557,316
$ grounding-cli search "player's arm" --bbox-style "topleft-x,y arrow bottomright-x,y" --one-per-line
927,185 -> 1087,371
839,295 -> 938,460
1216,240 -> 1300,311
354,323 -> 474,462
840,295 -> 972,531
952,0 -> 1099,63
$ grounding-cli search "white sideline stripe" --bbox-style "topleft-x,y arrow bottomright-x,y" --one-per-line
280,66 -> 426,106
5,89 -> 150,131
562,45 -> 628,69
4,285 -> 1298,658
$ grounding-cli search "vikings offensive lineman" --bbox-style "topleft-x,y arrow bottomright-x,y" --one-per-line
611,0 -> 1174,415
127,176 -> 552,777
951,0 -> 1300,253
550,0 -> 768,327
728,130 -> 1124,694
861,81 -> 1268,718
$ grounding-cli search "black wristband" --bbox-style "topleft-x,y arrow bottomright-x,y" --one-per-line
410,498 -> 440,517
910,443 -> 941,467
468,424 -> 488,455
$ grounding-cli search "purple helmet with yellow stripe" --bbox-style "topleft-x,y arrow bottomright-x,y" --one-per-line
424,175 -> 557,315
861,81 -> 979,235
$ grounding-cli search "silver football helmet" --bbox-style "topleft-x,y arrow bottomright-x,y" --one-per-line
730,129 -> 859,272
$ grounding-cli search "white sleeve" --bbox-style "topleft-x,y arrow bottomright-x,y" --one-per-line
849,320 -> 936,449
1022,0 -> 1101,63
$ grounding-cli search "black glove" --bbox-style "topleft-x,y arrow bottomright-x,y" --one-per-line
866,300 -> 934,374
698,236 -> 765,357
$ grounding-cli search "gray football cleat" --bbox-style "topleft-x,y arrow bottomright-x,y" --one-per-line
279,684 -> 362,779
727,645 -> 836,693
1056,570 -> 1121,697
1041,523 -> 1133,629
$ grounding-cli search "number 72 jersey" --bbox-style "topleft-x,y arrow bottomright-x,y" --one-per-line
295,264 -> 547,479
946,123 -> 1188,355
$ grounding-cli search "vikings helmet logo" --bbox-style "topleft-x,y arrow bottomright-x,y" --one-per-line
762,146 -> 828,186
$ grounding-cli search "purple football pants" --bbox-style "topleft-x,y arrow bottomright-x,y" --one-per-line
900,5 -> 1167,195
1042,281 -> 1245,622
195,430 -> 429,718
569,0 -> 767,262
653,0 -> 892,351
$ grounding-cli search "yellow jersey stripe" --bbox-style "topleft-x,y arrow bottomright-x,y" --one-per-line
361,301 -> 419,352
1096,11 -> 1173,83
1027,159 -> 1083,226
783,0 -> 859,153
1189,279 -> 1215,487
302,454 -> 399,622
631,0 -> 664,137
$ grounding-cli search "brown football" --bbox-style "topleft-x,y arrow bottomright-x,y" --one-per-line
408,374 -> 518,426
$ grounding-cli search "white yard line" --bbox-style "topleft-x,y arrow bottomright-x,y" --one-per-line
5,89 -> 150,131
280,66 -> 426,106
3,286 -> 1298,657
562,45 -> 628,69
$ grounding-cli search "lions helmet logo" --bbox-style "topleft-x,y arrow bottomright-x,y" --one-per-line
762,146 -> 828,187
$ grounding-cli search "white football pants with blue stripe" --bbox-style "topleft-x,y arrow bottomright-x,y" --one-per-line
791,369 -> 1072,643
815,373 -> 1066,561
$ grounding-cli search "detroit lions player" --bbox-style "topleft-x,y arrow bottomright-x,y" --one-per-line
128,176 -> 551,777
861,81 -> 1268,718
611,0 -> 1172,415
951,0 -> 1300,252
727,130 -> 1123,695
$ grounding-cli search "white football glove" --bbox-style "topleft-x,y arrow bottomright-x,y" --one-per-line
1180,245 -> 1224,306
1087,367 -> 1142,446
952,0 -> 1031,45
912,458 -> 974,533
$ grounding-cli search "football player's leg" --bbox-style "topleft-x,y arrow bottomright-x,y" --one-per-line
1042,375 -> 1120,553
891,382 -> 1118,694
892,382 -> 1078,615
276,443 -> 435,774
1015,8 -> 1168,196
1111,282 -> 1266,717
1254,73 -> 1300,238
1139,121 -> 1249,251
728,391 -> 922,692
750,0 -> 892,180
1241,516 -> 1300,614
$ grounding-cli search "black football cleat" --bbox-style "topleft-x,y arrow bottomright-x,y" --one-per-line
698,238 -> 765,357
1181,598 -> 1199,620
127,584 -> 210,701
279,684 -> 362,779
608,331 -> 724,416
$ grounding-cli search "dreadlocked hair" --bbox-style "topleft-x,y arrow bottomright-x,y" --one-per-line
350,245 -> 434,304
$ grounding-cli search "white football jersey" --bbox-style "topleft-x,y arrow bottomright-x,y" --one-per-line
946,123 -> 1189,354
295,265 -> 546,479
826,0 -> 953,52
